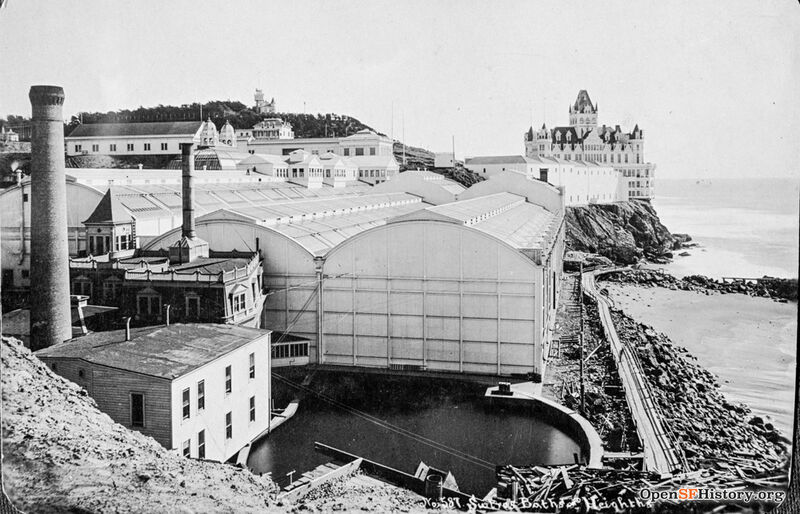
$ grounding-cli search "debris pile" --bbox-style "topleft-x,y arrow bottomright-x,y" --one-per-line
496,464 -> 788,512
609,310 -> 790,475
602,269 -> 797,302
559,298 -> 640,454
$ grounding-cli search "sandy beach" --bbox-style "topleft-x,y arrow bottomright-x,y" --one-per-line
601,283 -> 797,437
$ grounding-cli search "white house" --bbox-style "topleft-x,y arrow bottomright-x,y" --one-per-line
36,323 -> 272,462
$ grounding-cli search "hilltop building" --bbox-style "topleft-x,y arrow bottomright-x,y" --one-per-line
64,118 -> 239,158
254,89 -> 276,114
36,323 -> 272,462
524,90 -> 656,199
247,128 -> 399,184
252,118 -> 294,140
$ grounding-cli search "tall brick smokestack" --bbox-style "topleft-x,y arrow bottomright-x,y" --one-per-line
28,85 -> 72,350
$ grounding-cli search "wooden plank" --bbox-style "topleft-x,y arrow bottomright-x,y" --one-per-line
279,458 -> 363,502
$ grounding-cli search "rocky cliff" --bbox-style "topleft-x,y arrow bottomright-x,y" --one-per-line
565,200 -> 684,265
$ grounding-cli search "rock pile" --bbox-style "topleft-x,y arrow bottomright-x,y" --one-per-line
609,311 -> 790,475
602,269 -> 798,302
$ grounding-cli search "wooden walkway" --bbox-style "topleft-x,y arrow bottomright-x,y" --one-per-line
583,269 -> 686,475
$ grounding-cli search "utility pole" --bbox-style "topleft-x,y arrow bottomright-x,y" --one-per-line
451,135 -> 455,168
402,110 -> 406,166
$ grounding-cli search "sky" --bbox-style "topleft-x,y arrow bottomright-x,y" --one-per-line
1,0 -> 799,178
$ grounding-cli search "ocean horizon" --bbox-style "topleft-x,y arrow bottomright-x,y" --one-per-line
652,177 -> 799,280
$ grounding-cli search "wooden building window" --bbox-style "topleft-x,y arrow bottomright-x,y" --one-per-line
249,353 -> 255,379
198,430 -> 205,459
225,365 -> 232,394
137,293 -> 161,316
225,412 -> 232,439
249,396 -> 256,422
182,439 -> 190,458
232,292 -> 246,313
130,393 -> 145,427
197,380 -> 205,410
182,388 -> 190,420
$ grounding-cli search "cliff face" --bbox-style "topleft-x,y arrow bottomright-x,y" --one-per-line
565,200 -> 678,264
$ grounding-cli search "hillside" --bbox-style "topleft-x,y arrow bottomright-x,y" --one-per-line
394,141 -> 434,170
69,102 -> 376,140
1,337 -> 280,512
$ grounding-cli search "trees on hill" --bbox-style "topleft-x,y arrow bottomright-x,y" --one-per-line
68,102 -> 376,139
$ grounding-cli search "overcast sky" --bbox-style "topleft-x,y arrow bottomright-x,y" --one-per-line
1,0 -> 798,178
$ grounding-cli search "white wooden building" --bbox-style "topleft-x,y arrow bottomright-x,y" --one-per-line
36,323 -> 272,462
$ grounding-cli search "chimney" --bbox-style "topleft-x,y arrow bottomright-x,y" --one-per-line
169,142 -> 208,264
28,85 -> 72,350
181,143 -> 196,239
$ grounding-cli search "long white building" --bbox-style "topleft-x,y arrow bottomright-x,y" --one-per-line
464,155 -> 622,206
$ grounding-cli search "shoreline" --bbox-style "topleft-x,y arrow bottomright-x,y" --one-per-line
598,276 -> 797,437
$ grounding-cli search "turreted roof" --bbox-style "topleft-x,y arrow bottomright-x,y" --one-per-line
572,90 -> 596,114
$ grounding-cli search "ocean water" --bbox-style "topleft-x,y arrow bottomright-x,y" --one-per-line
639,177 -> 798,436
653,177 -> 799,280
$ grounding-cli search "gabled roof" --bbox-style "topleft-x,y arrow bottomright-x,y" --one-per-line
83,188 -> 134,224
67,121 -> 203,139
36,324 -> 271,380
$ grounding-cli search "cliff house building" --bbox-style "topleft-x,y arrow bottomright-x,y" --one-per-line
524,90 -> 656,199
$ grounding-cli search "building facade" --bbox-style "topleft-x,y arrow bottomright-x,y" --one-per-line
252,118 -> 294,140
254,89 -> 276,114
142,172 -> 565,380
246,129 -> 400,183
524,90 -> 656,199
36,324 -> 272,462
64,119 -> 237,157
465,155 -> 622,206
